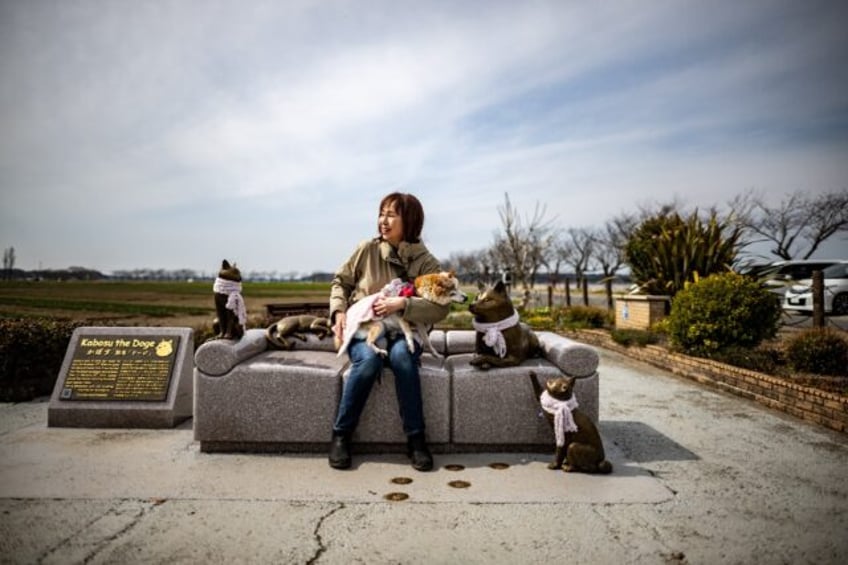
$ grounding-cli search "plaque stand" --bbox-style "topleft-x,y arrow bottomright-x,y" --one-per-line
48,327 -> 194,428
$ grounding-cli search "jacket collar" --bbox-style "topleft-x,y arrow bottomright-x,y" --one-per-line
378,239 -> 427,272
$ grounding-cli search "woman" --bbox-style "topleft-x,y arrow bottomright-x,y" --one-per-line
328,192 -> 449,471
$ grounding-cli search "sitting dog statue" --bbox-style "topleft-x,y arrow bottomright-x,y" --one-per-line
469,280 -> 540,369
212,260 -> 246,340
529,371 -> 612,474
266,315 -> 333,350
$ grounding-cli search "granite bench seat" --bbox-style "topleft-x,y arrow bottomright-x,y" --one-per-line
193,329 -> 600,453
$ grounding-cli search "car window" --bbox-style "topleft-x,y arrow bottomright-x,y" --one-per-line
778,262 -> 835,280
822,263 -> 848,279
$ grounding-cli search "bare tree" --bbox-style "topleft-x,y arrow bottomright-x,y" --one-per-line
2,247 -> 15,280
594,213 -> 637,308
444,250 -> 488,284
562,227 -> 595,298
491,193 -> 554,293
730,189 -> 848,260
543,230 -> 570,289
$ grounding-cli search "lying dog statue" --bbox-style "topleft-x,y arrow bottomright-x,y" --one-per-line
529,371 -> 612,474
469,280 -> 540,369
266,315 -> 333,350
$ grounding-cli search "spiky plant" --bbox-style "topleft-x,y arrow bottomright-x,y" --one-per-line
625,209 -> 741,297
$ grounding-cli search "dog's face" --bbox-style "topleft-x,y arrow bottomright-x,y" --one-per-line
218,259 -> 242,282
414,271 -> 467,305
468,280 -> 513,321
545,376 -> 575,401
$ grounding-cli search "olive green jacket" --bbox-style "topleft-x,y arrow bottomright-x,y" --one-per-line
329,238 -> 449,326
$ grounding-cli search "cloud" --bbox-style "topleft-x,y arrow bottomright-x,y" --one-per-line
1,0 -> 847,273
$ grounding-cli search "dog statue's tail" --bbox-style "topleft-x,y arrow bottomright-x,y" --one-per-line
528,370 -> 544,401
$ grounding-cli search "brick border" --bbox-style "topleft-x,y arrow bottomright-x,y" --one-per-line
568,329 -> 847,434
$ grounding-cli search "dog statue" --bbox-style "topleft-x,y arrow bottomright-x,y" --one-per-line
529,371 -> 612,474
212,260 -> 246,340
468,280 -> 540,369
336,271 -> 467,357
266,315 -> 333,350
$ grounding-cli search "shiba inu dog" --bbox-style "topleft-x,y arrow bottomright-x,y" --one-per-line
468,280 -> 540,369
529,371 -> 612,474
212,260 -> 245,340
337,271 -> 467,357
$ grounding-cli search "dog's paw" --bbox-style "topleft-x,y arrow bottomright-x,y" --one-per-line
470,356 -> 492,370
370,345 -> 388,356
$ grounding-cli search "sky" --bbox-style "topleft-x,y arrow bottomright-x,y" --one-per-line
1,0 -> 847,277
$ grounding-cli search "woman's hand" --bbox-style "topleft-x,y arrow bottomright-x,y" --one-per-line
373,296 -> 407,317
332,312 -> 347,342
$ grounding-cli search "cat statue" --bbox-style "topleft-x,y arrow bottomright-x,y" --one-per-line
212,260 -> 246,340
529,371 -> 612,474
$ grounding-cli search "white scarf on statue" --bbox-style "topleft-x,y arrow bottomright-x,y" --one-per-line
213,278 -> 247,327
472,310 -> 520,358
540,390 -> 579,447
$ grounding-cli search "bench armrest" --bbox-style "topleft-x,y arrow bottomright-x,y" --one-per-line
537,331 -> 599,377
195,329 -> 269,376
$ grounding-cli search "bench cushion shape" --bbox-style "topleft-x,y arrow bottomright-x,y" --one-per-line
194,329 -> 599,452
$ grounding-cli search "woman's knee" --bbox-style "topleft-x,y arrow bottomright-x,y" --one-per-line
349,341 -> 383,376
388,341 -> 420,377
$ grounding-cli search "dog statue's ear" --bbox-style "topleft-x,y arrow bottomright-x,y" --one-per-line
476,280 -> 486,292
221,259 -> 231,269
494,280 -> 506,294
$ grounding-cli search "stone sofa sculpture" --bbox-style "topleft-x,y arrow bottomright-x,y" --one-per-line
193,329 -> 600,453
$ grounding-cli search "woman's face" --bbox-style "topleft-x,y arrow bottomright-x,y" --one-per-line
378,200 -> 404,246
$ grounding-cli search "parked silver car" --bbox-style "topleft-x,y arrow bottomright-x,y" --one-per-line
783,261 -> 848,315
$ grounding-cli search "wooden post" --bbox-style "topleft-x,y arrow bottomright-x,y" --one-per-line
582,277 -> 589,306
547,285 -> 553,309
564,277 -> 571,307
812,270 -> 825,328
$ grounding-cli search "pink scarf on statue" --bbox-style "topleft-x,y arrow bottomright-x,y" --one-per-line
540,390 -> 579,447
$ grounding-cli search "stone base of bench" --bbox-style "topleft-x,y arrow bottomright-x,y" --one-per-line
193,329 -> 601,453
198,440 -> 554,454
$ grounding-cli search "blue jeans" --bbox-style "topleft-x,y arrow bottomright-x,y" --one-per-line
333,335 -> 425,437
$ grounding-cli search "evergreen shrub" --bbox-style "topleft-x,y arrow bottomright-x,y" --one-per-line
610,328 -> 660,347
707,344 -> 782,374
667,272 -> 781,356
554,305 -> 611,329
0,318 -> 84,401
786,329 -> 848,376
522,306 -> 610,330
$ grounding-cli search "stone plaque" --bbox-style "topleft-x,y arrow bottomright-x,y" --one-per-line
48,327 -> 194,428
60,334 -> 181,402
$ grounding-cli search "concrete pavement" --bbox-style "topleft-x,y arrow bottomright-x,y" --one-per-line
2,347 -> 847,564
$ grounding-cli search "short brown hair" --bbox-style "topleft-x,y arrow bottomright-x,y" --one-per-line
378,192 -> 425,243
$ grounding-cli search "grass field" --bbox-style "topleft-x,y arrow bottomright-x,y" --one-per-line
0,280 -> 333,329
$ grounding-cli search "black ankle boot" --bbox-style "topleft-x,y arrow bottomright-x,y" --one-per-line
328,432 -> 352,470
407,433 -> 433,472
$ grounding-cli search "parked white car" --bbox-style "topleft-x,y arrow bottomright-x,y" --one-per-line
747,259 -> 841,295
783,261 -> 848,315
